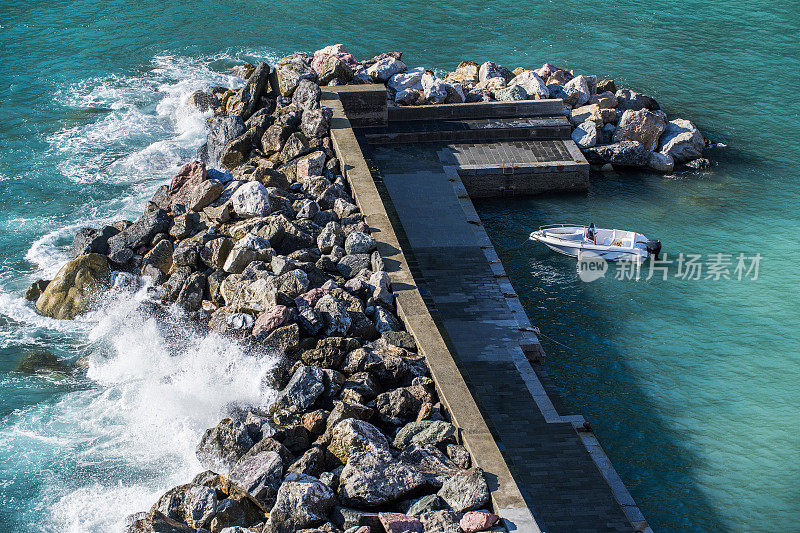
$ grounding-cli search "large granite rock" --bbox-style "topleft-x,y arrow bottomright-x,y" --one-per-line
443,61 -> 480,85
367,57 -> 407,82
394,420 -> 457,449
657,118 -> 704,163
207,116 -> 246,167
230,182 -> 271,218
227,62 -> 270,120
35,254 -> 110,319
437,468 -> 489,512
563,75 -> 591,107
612,109 -> 668,151
571,121 -> 597,148
615,88 -> 659,111
328,419 -> 391,463
196,418 -> 255,470
493,84 -> 527,102
508,70 -> 549,99
311,44 -> 358,74
275,54 -> 318,97
273,364 -> 325,412
264,473 -> 336,533
387,67 -> 425,93
150,483 -> 218,530
228,449 -> 283,510
338,449 -> 427,507
583,141 -> 650,168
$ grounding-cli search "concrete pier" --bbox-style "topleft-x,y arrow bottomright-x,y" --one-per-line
322,86 -> 650,533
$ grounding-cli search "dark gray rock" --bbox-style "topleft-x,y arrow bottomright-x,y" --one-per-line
287,446 -> 326,478
280,132 -> 310,163
176,271 -> 206,312
376,388 -> 422,425
149,483 -> 218,530
292,79 -> 321,110
207,116 -> 247,167
196,418 -> 255,470
24,279 -> 50,302
229,62 -> 270,120
273,364 -> 325,413
71,226 -> 118,257
107,209 -> 171,258
337,449 -> 427,508
583,141 -> 650,168
228,449 -> 283,511
265,473 -> 336,533
337,254 -> 370,279
399,444 -> 460,488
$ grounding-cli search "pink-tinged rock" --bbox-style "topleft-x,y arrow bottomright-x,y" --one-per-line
169,161 -> 207,206
379,512 -> 423,533
460,511 -> 500,532
295,150 -> 327,180
311,44 -> 358,74
353,527 -> 370,533
295,287 -> 328,309
368,51 -> 402,63
253,305 -> 291,337
534,63 -> 572,82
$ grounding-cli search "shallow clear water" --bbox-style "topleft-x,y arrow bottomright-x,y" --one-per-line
0,0 -> 798,530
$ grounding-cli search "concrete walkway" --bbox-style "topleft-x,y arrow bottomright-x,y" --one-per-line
367,142 -> 641,533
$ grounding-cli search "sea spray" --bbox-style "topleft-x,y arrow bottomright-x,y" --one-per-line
1,285 -> 279,531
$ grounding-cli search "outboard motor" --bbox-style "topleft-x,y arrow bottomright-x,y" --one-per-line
645,239 -> 662,260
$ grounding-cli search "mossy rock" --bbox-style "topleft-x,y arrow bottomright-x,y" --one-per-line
35,253 -> 110,319
15,350 -> 71,375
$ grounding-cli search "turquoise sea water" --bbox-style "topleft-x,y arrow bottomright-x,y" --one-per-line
0,0 -> 798,530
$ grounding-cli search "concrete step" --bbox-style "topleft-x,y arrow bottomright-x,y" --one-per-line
362,116 -> 571,144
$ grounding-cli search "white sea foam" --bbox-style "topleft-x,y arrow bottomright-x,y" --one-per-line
0,288 -> 278,532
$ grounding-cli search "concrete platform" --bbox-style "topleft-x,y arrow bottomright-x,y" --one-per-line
322,86 -> 650,533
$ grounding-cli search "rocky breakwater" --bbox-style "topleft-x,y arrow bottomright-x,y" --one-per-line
212,44 -> 714,175
27,58 -> 504,533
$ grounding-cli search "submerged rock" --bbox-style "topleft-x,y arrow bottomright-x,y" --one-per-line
15,350 -> 71,375
35,253 -> 110,319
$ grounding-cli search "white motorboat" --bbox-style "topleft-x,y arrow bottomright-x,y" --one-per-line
529,223 -> 661,261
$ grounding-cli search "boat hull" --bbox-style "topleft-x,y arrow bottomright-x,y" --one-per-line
530,225 -> 651,262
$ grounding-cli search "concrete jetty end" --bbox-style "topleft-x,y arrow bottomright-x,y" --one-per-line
324,84 -> 651,532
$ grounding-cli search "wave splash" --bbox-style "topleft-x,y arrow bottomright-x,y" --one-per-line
0,287 -> 278,532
